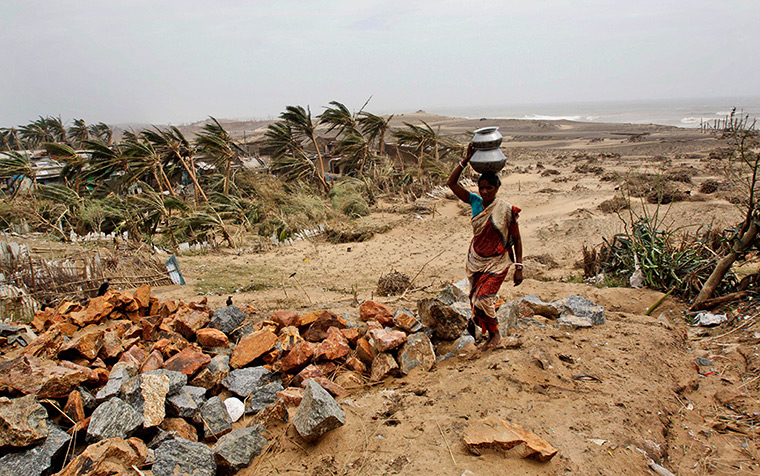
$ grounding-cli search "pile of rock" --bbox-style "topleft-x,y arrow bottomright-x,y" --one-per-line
0,282 -> 604,475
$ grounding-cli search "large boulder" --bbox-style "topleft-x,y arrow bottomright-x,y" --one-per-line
153,437 -> 216,476
212,425 -> 268,472
555,294 -> 605,325
520,295 -> 561,319
293,379 -> 346,442
437,283 -> 469,305
417,298 -> 469,340
0,395 -> 48,449
0,424 -> 70,476
397,333 -> 436,375
496,300 -> 520,336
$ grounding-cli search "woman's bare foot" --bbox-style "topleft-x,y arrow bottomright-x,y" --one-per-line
482,333 -> 502,350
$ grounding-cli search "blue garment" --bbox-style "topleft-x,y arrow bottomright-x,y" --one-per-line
468,192 -> 483,217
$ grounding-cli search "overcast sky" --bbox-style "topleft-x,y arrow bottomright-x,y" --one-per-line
2,0 -> 759,127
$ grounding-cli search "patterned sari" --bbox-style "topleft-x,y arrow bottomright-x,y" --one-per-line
467,198 -> 520,334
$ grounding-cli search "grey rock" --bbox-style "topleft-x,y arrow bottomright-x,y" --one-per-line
153,438 -> 216,476
417,298 -> 469,341
398,333 -> 436,375
196,396 -> 232,441
95,361 -> 137,402
454,334 -> 476,351
517,317 -> 546,328
393,308 -> 422,333
166,385 -> 206,418
0,424 -> 70,476
555,294 -> 605,325
87,397 -> 142,442
558,314 -> 593,329
437,284 -> 469,306
244,382 -> 284,414
293,379 -> 346,442
496,300 -> 520,336
0,395 -> 48,448
212,425 -> 268,472
230,322 -> 256,342
77,386 -> 97,411
521,295 -> 561,319
120,374 -> 144,413
436,352 -> 455,362
145,369 -> 188,396
209,305 -> 246,336
222,366 -> 271,398
0,322 -> 22,336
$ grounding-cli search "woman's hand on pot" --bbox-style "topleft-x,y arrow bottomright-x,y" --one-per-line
464,143 -> 474,162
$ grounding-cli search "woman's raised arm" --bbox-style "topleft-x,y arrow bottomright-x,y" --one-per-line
447,143 -> 474,203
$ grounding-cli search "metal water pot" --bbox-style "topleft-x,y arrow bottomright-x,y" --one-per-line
469,126 -> 506,173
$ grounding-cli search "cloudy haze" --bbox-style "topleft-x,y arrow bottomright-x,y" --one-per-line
2,0 -> 759,126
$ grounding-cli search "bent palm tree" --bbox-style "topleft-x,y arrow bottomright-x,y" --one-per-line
195,117 -> 244,196
68,119 -> 89,148
358,112 -> 393,156
142,126 -> 207,202
280,105 -> 329,192
319,101 -> 358,137
0,150 -> 35,199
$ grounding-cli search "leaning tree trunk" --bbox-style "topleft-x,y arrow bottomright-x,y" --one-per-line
309,133 -> 330,193
691,219 -> 758,309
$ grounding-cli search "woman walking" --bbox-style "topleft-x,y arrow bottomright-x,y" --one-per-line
447,144 -> 523,349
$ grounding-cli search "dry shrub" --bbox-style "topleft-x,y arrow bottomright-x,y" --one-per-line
552,176 -> 571,183
647,187 -> 690,204
527,254 -> 558,267
377,271 -> 411,296
540,169 -> 561,177
666,166 -> 699,184
325,223 -> 390,244
598,196 -> 630,213
699,179 -> 721,194
574,163 -> 604,174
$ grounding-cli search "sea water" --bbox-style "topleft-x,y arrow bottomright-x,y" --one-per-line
432,96 -> 760,128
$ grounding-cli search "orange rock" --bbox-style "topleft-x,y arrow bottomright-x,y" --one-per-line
51,322 -> 78,338
293,364 -> 323,387
462,416 -> 558,461
230,329 -> 277,369
163,346 -> 210,376
118,345 -> 147,367
22,329 -> 63,359
339,327 -> 360,345
67,416 -> 89,435
74,296 -> 114,327
296,311 -> 320,328
196,328 -> 229,348
172,309 -> 210,340
133,285 -> 152,309
271,309 -> 300,328
64,389 -> 86,423
139,349 -> 164,373
315,335 -> 350,362
302,311 -> 346,342
262,348 -> 281,365
56,437 -> 149,476
278,326 -> 303,352
345,357 -> 367,374
159,300 -> 178,319
160,417 -> 198,442
281,341 -> 315,373
0,356 -> 95,398
370,353 -> 399,382
59,328 -> 105,360
355,338 -> 375,364
360,300 -> 394,326
99,330 -> 123,360
325,327 -> 347,343
393,309 -> 421,333
149,297 -> 160,316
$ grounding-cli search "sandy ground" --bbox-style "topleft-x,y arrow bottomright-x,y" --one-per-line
149,116 -> 759,475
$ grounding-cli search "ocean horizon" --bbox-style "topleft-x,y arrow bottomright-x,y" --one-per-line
427,96 -> 760,129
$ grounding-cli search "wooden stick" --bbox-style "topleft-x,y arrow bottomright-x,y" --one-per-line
645,288 -> 674,316
436,420 -> 457,465
691,291 -> 749,311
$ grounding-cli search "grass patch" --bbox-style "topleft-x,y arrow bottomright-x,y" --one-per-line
193,262 -> 281,295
